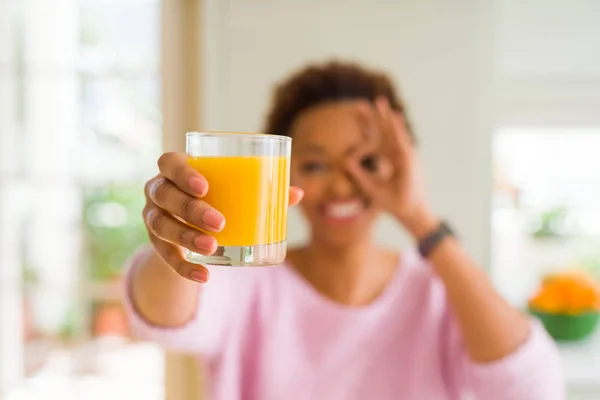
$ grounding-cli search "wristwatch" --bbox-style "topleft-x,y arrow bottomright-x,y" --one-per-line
418,221 -> 454,258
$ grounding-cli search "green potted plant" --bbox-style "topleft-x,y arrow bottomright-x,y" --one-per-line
82,184 -> 148,337
530,206 -> 569,240
83,184 -> 148,281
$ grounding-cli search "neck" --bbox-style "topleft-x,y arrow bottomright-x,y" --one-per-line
292,237 -> 397,306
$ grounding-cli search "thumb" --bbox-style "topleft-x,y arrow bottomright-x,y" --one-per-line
288,186 -> 304,206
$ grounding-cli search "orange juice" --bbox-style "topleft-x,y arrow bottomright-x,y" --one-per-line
187,156 -> 290,247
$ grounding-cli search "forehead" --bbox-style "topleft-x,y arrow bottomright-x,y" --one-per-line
290,101 -> 366,155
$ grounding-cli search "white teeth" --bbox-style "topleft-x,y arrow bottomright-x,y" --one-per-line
326,200 -> 363,219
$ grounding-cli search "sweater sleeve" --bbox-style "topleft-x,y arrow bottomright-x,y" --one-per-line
443,311 -> 565,400
121,246 -> 253,359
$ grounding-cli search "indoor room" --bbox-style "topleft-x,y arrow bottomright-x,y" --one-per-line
1,0 -> 599,399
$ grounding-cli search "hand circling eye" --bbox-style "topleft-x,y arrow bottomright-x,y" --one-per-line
360,154 -> 379,173
345,97 -> 430,227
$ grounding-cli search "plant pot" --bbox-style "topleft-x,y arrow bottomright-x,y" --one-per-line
529,308 -> 599,341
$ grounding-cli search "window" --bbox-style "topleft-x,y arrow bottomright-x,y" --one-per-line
491,127 -> 600,392
492,128 -> 600,304
0,1 -> 163,398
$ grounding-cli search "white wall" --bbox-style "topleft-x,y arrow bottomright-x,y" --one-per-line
495,0 -> 600,126
202,0 -> 494,264
496,0 -> 600,77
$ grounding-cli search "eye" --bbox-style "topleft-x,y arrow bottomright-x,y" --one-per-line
360,154 -> 378,172
300,161 -> 328,174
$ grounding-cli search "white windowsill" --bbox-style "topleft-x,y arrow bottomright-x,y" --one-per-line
561,330 -> 600,392
3,339 -> 164,400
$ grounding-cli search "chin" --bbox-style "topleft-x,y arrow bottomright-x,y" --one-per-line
318,231 -> 372,249
309,217 -> 378,248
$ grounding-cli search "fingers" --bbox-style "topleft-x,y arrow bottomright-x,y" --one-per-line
157,152 -> 208,197
143,204 -> 217,255
375,97 -> 413,159
289,186 -> 304,206
354,100 -> 380,144
345,145 -> 394,194
148,232 -> 209,283
145,175 -> 225,232
346,151 -> 379,196
354,97 -> 404,156
374,98 -> 402,153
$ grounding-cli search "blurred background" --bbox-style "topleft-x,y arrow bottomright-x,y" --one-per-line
0,0 -> 599,399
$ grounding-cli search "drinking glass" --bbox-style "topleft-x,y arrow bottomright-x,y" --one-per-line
185,131 -> 291,266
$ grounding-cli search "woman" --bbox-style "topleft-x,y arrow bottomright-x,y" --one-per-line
124,61 -> 564,399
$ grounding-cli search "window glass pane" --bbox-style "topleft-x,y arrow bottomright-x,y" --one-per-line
79,1 -> 160,73
492,128 -> 600,304
1,0 -> 162,395
24,286 -> 80,374
83,184 -> 148,281
1,181 -> 81,377
78,76 -> 161,181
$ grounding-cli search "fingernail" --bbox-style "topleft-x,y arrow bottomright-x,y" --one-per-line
203,210 -> 225,231
194,236 -> 216,253
189,177 -> 208,197
190,270 -> 207,283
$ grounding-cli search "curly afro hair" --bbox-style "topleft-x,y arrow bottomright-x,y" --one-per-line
263,60 -> 414,140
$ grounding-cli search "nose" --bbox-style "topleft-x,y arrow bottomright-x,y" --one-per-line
329,168 -> 356,197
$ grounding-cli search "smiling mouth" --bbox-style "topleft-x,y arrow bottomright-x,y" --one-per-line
321,198 -> 367,223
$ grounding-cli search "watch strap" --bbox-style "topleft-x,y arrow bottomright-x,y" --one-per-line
418,222 -> 454,258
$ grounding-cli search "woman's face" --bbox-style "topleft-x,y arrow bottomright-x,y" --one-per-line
290,100 -> 381,247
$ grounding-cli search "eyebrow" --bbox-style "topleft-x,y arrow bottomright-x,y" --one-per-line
293,144 -> 325,154
294,141 -> 366,156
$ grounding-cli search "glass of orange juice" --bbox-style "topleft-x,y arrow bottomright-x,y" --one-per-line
185,131 -> 291,267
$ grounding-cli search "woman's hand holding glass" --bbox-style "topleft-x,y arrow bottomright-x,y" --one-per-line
143,152 -> 303,282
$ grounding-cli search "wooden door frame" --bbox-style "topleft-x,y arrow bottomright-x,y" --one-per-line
161,0 -> 205,399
